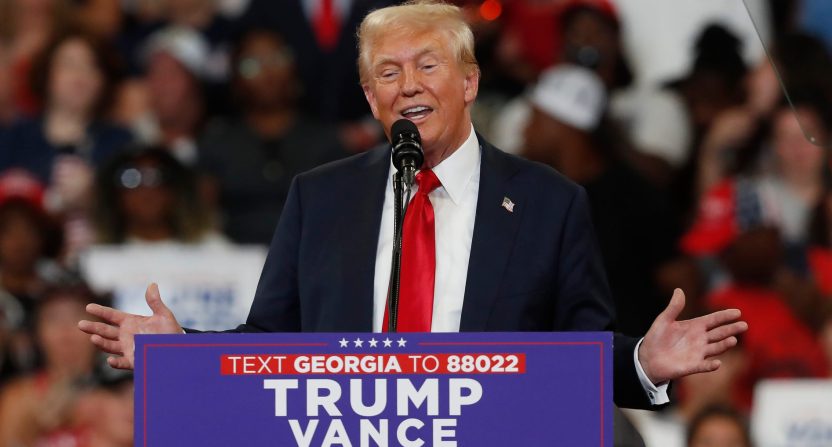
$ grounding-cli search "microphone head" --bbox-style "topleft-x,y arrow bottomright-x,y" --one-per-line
391,119 -> 420,145
391,119 -> 424,172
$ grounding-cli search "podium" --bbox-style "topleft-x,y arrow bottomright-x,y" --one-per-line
135,332 -> 613,446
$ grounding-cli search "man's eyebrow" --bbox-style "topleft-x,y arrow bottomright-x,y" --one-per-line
372,47 -> 442,69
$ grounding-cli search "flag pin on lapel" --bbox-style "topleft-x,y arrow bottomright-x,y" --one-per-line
501,197 -> 515,213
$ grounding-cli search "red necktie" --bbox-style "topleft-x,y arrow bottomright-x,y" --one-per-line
313,0 -> 341,52
386,170 -> 441,332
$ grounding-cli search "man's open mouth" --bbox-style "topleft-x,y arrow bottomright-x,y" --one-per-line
401,105 -> 433,121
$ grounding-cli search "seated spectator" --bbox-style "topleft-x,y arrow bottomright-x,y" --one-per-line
117,0 -> 233,96
0,29 -> 132,208
521,64 -> 676,336
0,170 -> 63,315
0,0 -> 71,118
688,32 -> 832,212
683,221 -> 828,407
488,0 -> 633,157
0,170 -> 65,379
197,28 -> 347,245
92,147 -> 223,246
238,0 -> 394,129
683,97 -> 831,270
0,283 -> 101,447
54,373 -> 133,447
666,24 -> 749,221
687,404 -> 752,447
120,26 -> 208,166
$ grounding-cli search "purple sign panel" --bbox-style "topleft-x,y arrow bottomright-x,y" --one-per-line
135,332 -> 612,446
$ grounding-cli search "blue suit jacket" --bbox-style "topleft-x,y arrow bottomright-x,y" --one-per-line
237,138 -> 654,409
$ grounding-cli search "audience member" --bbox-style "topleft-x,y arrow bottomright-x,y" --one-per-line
0,170 -> 62,315
92,147 -> 222,246
197,28 -> 347,244
488,0 -> 631,156
116,0 -> 236,119
65,373 -> 133,447
687,405 -> 752,447
0,30 -> 131,198
694,33 -> 832,206
0,0 -> 72,117
683,97 -> 830,273
683,221 -> 828,406
557,1 -> 632,91
0,283 -> 100,447
0,29 -> 133,268
164,0 -> 234,80
0,170 -> 66,379
522,64 -> 676,336
238,0 -> 395,151
121,26 -> 208,166
669,25 -> 750,220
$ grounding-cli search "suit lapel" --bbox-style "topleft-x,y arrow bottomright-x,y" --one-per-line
460,141 -> 525,331
336,146 -> 389,331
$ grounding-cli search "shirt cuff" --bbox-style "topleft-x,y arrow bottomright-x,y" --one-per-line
634,337 -> 670,405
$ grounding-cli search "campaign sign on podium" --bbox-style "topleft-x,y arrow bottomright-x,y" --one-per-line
135,332 -> 612,446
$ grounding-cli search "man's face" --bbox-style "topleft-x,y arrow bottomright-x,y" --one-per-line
362,29 -> 479,160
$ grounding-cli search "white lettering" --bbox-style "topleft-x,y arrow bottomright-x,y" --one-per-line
360,419 -> 388,447
288,419 -> 318,447
350,379 -> 387,417
396,419 -> 424,447
263,379 -> 298,417
448,379 -> 482,416
308,379 -> 342,417
433,419 -> 457,446
322,419 -> 352,447
397,379 -> 439,416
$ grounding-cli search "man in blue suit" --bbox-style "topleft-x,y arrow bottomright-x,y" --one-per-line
80,1 -> 747,410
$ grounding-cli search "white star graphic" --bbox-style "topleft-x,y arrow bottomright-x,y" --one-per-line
397,338 -> 407,347
353,338 -> 364,348
383,337 -> 393,347
338,338 -> 349,348
368,338 -> 378,348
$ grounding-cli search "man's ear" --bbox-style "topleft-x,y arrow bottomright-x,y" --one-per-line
362,83 -> 381,120
463,67 -> 480,105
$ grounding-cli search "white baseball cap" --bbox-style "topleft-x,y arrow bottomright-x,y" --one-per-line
142,26 -> 210,79
529,64 -> 607,131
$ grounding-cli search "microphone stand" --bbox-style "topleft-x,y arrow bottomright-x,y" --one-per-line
386,171 -> 413,332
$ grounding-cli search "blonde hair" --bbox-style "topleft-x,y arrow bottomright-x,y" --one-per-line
357,0 -> 478,85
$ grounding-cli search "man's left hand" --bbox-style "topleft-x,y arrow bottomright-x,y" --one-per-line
638,288 -> 748,384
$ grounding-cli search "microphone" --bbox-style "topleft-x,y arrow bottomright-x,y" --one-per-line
391,119 -> 424,188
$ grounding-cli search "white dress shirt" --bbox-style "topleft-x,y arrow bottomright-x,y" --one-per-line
373,125 -> 480,333
371,125 -> 668,405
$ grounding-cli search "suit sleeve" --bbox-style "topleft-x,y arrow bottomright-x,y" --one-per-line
233,176 -> 304,332
555,186 -> 655,409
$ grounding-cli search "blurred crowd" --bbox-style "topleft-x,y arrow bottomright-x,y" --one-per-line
0,0 -> 830,445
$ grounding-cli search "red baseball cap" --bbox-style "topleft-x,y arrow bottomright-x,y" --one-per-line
0,169 -> 46,210
680,180 -> 740,255
559,0 -> 619,24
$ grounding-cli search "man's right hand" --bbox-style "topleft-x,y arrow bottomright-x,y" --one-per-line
78,283 -> 182,370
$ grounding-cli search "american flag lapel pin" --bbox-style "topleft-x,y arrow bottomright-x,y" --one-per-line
501,197 -> 515,213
